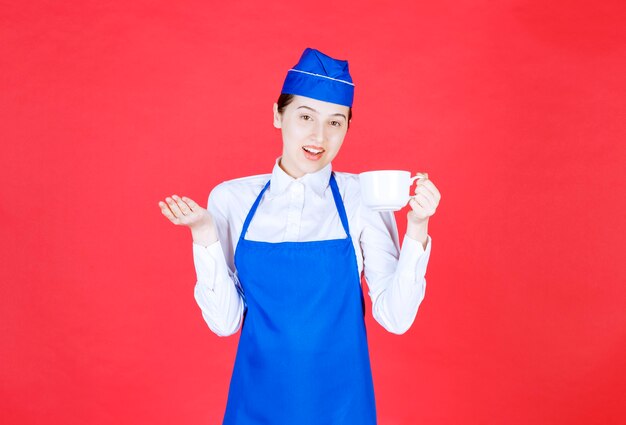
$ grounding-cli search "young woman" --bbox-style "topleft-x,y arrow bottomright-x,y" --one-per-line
158,47 -> 441,424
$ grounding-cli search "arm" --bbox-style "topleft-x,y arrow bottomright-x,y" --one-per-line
360,203 -> 432,335
406,217 -> 429,250
192,184 -> 245,337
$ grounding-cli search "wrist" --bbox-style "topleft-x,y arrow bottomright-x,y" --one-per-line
191,224 -> 218,247
406,216 -> 428,248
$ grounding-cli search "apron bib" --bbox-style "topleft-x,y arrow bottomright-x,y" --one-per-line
223,172 -> 377,425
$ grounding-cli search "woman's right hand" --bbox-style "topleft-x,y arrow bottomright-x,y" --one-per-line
158,194 -> 218,246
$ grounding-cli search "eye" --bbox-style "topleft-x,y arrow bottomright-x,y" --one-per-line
330,120 -> 342,127
300,114 -> 313,121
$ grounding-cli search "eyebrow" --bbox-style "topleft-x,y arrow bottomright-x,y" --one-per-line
296,105 -> 347,120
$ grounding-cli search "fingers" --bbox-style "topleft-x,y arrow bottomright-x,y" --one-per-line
411,173 -> 441,218
408,197 -> 428,220
419,179 -> 441,202
159,199 -> 180,223
412,192 -> 434,210
159,195 -> 194,223
171,195 -> 192,216
413,176 -> 441,206
181,196 -> 200,212
158,193 -> 207,229
164,197 -> 182,218
414,183 -> 436,209
408,197 -> 419,211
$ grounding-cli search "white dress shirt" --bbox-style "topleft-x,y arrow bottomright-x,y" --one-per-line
193,157 -> 432,337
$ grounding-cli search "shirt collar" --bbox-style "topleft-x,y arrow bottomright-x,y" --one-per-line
267,156 -> 332,199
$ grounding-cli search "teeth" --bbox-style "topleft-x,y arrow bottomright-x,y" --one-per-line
303,146 -> 324,154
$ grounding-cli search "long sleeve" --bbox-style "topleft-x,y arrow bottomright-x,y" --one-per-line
359,201 -> 432,335
192,184 -> 245,337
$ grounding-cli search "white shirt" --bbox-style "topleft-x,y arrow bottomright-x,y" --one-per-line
192,157 -> 432,336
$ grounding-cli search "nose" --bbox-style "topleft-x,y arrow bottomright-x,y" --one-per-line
312,121 -> 325,144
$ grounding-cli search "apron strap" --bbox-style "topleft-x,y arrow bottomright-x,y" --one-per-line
240,179 -> 271,241
329,172 -> 351,238
239,171 -> 351,241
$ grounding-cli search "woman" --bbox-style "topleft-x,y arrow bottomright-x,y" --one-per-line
158,47 -> 441,424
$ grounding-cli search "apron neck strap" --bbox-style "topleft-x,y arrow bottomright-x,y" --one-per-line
328,172 -> 351,237
240,171 -> 351,240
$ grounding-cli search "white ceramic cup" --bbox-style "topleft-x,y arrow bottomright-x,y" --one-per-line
359,170 -> 428,211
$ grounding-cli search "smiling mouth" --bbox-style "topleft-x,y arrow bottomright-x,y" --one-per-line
302,146 -> 325,155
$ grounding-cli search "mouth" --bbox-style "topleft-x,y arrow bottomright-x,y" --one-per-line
302,145 -> 325,159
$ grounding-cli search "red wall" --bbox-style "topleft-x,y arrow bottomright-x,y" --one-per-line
2,1 -> 625,424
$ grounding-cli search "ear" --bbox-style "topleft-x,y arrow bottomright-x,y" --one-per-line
273,103 -> 282,129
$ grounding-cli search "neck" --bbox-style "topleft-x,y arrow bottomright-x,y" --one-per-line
278,157 -> 304,179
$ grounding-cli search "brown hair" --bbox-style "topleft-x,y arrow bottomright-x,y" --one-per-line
276,93 -> 352,129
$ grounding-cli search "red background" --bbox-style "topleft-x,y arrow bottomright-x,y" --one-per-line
2,1 -> 625,424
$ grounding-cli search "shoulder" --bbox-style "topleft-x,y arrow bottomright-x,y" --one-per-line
332,170 -> 359,187
333,170 -> 395,224
213,173 -> 271,194
331,171 -> 364,221
208,173 -> 272,210
332,170 -> 361,199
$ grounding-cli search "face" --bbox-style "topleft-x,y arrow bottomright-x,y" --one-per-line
273,95 -> 350,178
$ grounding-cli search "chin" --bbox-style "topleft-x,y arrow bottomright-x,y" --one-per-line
304,159 -> 329,171
283,149 -> 333,176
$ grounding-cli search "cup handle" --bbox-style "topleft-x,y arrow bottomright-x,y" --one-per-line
409,172 -> 429,184
405,173 -> 429,206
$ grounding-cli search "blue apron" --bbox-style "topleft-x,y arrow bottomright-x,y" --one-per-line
223,172 -> 377,424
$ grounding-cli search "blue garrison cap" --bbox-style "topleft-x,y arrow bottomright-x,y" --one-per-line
281,47 -> 354,107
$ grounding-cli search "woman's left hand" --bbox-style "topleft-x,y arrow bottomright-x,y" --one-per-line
407,173 -> 441,224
